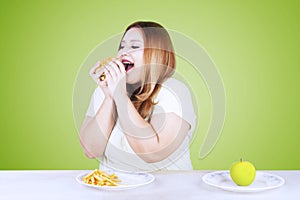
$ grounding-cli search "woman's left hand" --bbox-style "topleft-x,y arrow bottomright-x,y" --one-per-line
105,59 -> 127,100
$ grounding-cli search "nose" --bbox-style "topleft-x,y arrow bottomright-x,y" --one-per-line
121,52 -> 129,57
118,50 -> 130,58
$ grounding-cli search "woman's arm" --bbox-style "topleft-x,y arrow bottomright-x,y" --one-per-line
114,94 -> 191,163
103,59 -> 191,163
79,95 -> 116,158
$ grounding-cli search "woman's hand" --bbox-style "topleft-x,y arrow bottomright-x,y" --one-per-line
89,61 -> 110,98
105,59 -> 127,100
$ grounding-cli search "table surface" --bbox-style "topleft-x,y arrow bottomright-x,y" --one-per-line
0,170 -> 299,200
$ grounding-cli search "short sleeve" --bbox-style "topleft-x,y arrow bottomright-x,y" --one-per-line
153,86 -> 182,116
86,87 -> 105,117
152,78 -> 197,138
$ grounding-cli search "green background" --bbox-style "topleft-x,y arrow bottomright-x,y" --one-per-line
1,0 -> 299,170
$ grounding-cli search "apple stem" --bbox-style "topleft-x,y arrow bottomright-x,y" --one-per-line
240,158 -> 243,162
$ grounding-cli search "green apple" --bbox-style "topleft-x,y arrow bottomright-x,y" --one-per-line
230,158 -> 256,186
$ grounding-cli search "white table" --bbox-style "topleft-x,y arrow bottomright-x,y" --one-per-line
0,170 -> 299,200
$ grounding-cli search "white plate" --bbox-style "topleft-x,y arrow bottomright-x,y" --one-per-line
76,169 -> 155,190
202,171 -> 285,193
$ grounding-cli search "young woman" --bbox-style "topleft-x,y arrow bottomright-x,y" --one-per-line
79,21 -> 196,172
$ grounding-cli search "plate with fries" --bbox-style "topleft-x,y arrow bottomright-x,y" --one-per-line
76,169 -> 155,190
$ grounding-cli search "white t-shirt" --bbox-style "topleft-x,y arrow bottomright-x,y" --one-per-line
86,78 -> 197,172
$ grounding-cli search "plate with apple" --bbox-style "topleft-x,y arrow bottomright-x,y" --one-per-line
202,158 -> 285,193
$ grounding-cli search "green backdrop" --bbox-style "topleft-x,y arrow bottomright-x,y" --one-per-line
1,0 -> 299,170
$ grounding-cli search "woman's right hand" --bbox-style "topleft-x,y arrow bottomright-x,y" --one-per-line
89,61 -> 111,98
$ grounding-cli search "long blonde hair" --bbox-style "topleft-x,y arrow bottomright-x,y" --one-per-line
119,21 -> 176,119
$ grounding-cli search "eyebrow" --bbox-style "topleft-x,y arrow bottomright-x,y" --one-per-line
121,39 -> 143,43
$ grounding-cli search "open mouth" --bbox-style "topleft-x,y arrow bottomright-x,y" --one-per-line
122,59 -> 134,72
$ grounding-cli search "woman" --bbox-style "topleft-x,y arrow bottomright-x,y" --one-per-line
80,21 -> 196,172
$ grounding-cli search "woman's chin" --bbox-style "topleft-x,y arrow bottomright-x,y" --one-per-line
126,69 -> 142,84
126,77 -> 139,85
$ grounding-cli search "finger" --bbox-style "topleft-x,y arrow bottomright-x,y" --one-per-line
96,78 -> 100,85
90,63 -> 105,83
105,70 -> 112,83
98,79 -> 107,87
90,61 -> 101,75
107,62 -> 120,79
97,78 -> 106,87
109,61 -> 121,74
90,63 -> 103,83
114,59 -> 126,74
106,65 -> 116,79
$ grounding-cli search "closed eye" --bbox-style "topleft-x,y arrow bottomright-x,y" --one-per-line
131,45 -> 140,49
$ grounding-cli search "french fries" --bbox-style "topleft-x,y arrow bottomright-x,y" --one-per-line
82,169 -> 122,186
